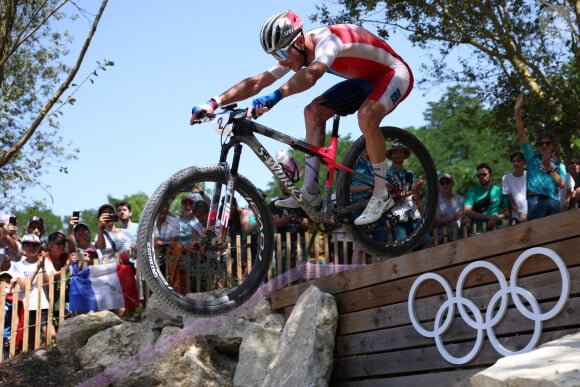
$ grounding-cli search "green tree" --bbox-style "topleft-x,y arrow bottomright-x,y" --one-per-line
107,192 -> 149,223
14,206 -> 64,239
416,85 -> 513,195
313,0 -> 579,157
0,0 -> 111,209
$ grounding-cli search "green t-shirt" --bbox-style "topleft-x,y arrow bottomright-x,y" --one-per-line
465,185 -> 508,233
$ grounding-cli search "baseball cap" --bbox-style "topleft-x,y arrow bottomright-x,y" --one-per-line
48,231 -> 67,244
387,142 -> 410,159
27,216 -> 44,230
22,234 -> 41,244
438,173 -> 453,182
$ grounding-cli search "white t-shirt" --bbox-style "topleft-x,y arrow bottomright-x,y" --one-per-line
11,256 -> 56,310
502,172 -> 527,220
95,229 -> 134,257
153,215 -> 180,245
559,173 -> 576,210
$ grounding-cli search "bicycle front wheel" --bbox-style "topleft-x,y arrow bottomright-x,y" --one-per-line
137,165 -> 274,316
336,126 -> 438,258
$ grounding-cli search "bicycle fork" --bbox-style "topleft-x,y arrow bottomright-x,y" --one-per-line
207,143 -> 242,246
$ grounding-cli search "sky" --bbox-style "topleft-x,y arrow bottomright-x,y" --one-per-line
24,0 -> 441,218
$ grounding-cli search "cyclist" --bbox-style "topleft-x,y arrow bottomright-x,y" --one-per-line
190,10 -> 414,225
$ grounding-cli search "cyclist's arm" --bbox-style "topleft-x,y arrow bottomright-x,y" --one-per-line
217,71 -> 277,106
278,61 -> 328,98
514,94 -> 528,144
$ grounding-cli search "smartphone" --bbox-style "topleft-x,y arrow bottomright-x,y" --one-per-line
8,216 -> 17,226
72,210 -> 80,219
109,214 -> 119,222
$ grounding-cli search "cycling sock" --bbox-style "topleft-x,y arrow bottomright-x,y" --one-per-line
372,160 -> 389,197
304,155 -> 320,194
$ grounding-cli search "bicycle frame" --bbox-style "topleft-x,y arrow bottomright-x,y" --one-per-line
206,109 -> 362,240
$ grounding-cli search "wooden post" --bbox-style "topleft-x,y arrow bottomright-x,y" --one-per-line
46,271 -> 55,346
285,232 -> 291,272
9,287 -> 19,358
246,235 -> 252,275
34,275 -> 42,350
236,235 -> 242,284
275,233 -> 281,277
0,285 -> 6,362
58,268 -> 66,325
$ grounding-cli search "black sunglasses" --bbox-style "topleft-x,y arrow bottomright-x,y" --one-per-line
536,141 -> 553,146
476,173 -> 489,178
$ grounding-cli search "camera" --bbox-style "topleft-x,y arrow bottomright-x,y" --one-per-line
72,210 -> 80,219
8,216 -> 17,226
108,214 -> 119,222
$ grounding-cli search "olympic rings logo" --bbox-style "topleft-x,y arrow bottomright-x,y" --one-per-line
407,247 -> 570,365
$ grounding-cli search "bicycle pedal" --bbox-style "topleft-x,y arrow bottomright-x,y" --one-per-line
385,212 -> 400,226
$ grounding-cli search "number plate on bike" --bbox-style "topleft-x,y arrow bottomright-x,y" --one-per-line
212,112 -> 234,137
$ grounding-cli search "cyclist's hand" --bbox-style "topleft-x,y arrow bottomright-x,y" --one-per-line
190,98 -> 219,125
250,90 -> 282,118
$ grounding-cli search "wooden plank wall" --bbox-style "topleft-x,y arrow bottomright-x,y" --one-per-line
270,210 -> 580,386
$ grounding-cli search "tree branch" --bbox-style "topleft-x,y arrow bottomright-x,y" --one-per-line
0,0 -> 109,168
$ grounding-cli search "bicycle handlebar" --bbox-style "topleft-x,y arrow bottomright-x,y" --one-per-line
191,104 -> 256,126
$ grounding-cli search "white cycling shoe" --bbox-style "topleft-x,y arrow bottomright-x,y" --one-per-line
275,188 -> 322,209
354,195 -> 395,225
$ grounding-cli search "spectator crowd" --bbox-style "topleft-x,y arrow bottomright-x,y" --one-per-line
0,201 -> 141,358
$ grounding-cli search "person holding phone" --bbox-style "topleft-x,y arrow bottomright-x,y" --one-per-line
94,204 -> 133,260
0,214 -> 21,265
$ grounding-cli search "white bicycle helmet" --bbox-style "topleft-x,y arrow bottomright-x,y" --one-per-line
260,10 -> 303,54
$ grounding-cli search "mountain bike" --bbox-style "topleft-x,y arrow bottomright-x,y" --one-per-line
137,98 -> 438,316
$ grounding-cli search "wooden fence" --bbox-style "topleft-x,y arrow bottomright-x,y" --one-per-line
270,210 -> 580,386
0,216 -> 549,362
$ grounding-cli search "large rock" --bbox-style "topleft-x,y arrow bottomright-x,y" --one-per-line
471,332 -> 580,387
143,292 -> 184,330
233,323 -> 281,386
184,293 -> 285,356
56,311 -> 124,357
77,321 -> 157,370
112,334 -> 237,387
261,285 -> 338,387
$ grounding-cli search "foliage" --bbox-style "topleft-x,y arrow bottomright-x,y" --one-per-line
107,192 -> 149,224
0,0 -> 111,209
312,0 -> 579,158
13,206 -> 66,239
415,85 -> 513,195
8,191 -> 147,242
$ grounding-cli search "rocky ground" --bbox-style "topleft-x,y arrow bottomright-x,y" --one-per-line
0,346 -> 98,386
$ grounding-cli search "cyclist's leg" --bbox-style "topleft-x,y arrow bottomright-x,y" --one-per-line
303,96 -> 333,194
355,67 -> 413,225
277,79 -> 373,209
303,78 -> 374,194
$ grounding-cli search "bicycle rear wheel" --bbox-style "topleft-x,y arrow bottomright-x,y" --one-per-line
336,126 -> 438,258
137,165 -> 274,316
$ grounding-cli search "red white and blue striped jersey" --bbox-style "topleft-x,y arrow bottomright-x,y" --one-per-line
269,24 -> 410,80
